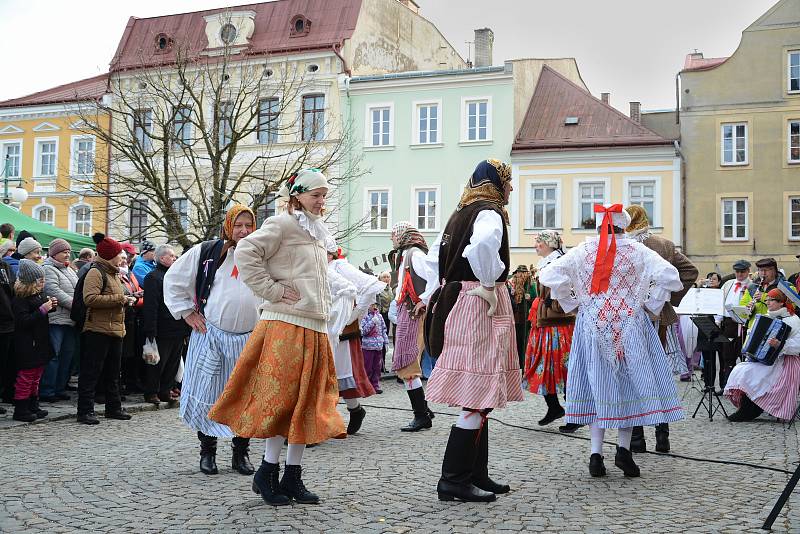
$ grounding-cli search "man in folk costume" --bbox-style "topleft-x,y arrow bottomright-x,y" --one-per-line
625,205 -> 698,453
423,159 -> 524,503
390,221 -> 435,432
163,205 -> 262,476
539,204 -> 684,478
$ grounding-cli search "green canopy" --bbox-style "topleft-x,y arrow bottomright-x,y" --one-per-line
0,202 -> 96,253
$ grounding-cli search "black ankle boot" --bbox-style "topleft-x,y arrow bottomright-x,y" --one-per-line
559,423 -> 584,434
472,420 -> 510,494
280,464 -> 319,504
12,399 -> 36,422
252,461 -> 290,506
538,394 -> 565,426
198,431 -> 218,475
728,395 -> 764,422
437,426 -> 496,503
654,423 -> 670,453
232,437 -> 255,475
629,426 -> 646,453
347,405 -> 366,435
29,396 -> 48,419
589,453 -> 606,477
614,446 -> 640,477
400,387 -> 432,432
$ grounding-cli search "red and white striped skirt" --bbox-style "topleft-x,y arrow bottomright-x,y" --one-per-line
426,281 -> 524,410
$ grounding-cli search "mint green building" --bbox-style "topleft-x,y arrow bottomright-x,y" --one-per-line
340,65 -> 514,271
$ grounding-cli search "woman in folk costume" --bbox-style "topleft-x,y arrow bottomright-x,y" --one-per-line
324,239 -> 383,434
209,169 -> 345,507
423,159 -> 524,503
725,288 -> 800,422
524,230 -> 575,428
391,221 -> 435,432
163,205 -> 261,476
509,265 -> 535,370
538,204 -> 684,478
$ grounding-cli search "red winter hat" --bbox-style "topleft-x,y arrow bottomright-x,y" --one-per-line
92,233 -> 123,261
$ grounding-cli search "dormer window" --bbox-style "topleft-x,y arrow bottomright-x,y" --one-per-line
155,33 -> 173,53
290,15 -> 311,37
220,23 -> 238,45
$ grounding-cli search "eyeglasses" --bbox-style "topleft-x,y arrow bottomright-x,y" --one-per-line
767,298 -> 782,302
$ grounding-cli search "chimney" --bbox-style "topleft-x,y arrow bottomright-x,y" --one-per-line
601,92 -> 610,105
474,28 -> 494,68
629,101 -> 641,124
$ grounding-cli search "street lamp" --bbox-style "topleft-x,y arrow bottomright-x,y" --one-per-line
2,154 -> 28,206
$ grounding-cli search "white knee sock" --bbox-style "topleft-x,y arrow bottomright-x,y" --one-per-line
264,435 -> 284,464
590,424 -> 605,455
618,427 -> 633,450
345,398 -> 361,410
405,377 -> 422,390
286,444 -> 305,466
455,410 -> 483,430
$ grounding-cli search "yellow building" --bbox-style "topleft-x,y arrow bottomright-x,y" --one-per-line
679,0 -> 800,274
510,66 -> 680,267
0,74 -> 109,237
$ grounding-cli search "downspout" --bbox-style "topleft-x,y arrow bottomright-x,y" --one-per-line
333,42 -> 351,77
344,75 -> 352,234
674,140 -> 686,253
104,96 -> 111,236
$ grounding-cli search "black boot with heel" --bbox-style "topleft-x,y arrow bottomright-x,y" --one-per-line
437,426 -> 496,503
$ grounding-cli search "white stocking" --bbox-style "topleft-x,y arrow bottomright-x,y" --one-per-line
405,377 -> 422,390
345,398 -> 361,410
590,423 -> 605,455
455,410 -> 483,430
618,427 -> 633,450
264,435 -> 284,464
286,444 -> 305,466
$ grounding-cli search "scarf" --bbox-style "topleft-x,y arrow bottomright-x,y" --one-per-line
396,227 -> 428,254
457,158 -> 511,224
220,205 -> 255,261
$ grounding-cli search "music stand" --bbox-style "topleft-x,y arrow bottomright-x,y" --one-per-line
690,315 -> 730,421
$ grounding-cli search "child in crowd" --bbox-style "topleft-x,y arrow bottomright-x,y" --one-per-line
11,259 -> 55,422
360,302 -> 389,394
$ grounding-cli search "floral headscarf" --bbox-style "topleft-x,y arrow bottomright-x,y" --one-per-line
457,158 -> 512,223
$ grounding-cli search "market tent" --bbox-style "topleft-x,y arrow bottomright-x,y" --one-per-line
0,203 -> 96,252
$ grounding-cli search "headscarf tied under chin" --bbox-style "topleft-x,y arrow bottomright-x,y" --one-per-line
221,204 -> 255,260
457,158 -> 512,224
396,225 -> 428,254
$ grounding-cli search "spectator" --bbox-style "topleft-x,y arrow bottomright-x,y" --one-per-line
15,237 -> 42,271
131,240 -> 156,283
118,246 -> 144,395
73,248 -> 95,273
40,239 -> 78,403
142,245 -> 189,406
76,234 -> 137,425
11,260 -> 54,422
1,241 -> 18,281
360,303 -> 389,394
0,251 -> 14,412
0,222 -> 15,245
12,230 -> 35,260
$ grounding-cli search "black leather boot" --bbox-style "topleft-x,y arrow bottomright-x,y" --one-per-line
654,423 -> 670,453
538,394 -> 565,426
589,453 -> 606,477
198,431 -> 218,475
12,399 -> 36,422
232,437 -> 255,475
629,426 -> 646,453
437,426 -> 496,502
252,461 -> 290,506
347,405 -> 366,435
559,423 -> 584,433
400,387 -> 432,432
728,395 -> 763,422
29,396 -> 48,419
472,420 -> 509,494
614,446 -> 641,477
280,464 -> 319,504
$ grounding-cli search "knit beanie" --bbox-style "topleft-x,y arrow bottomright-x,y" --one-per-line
17,237 -> 42,257
92,233 -> 123,261
48,238 -> 71,257
18,259 -> 45,283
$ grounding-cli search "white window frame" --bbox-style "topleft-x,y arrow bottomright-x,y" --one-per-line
573,178 -> 610,230
721,122 -> 748,166
69,204 -> 92,236
526,180 -> 561,230
720,197 -> 748,241
33,203 -> 55,226
363,187 -> 392,232
460,96 -> 492,143
622,176 -> 662,228
411,99 -> 442,146
34,137 -> 58,177
364,102 -> 394,148
789,51 -> 800,93
789,196 -> 800,241
1,140 -> 22,179
300,93 -> 325,142
789,120 -> 800,163
411,185 -> 441,232
70,135 -> 95,177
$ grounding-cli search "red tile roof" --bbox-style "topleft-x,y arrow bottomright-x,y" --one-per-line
0,74 -> 109,108
681,53 -> 729,72
512,66 -> 671,152
110,0 -> 362,72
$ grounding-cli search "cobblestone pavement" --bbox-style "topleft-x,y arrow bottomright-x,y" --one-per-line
2,376 -> 800,533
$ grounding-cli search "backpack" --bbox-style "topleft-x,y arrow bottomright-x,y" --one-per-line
70,264 -> 107,330
194,239 -> 225,315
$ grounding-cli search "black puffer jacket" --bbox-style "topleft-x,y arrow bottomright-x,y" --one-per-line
12,292 -> 53,369
143,263 -> 190,339
0,262 -> 14,334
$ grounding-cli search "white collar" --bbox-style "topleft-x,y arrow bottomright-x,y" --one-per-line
294,210 -> 331,242
537,249 -> 563,270
767,308 -> 790,319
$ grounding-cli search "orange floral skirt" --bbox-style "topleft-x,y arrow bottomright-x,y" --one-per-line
208,320 -> 345,444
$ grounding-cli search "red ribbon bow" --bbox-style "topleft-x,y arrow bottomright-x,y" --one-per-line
590,204 -> 623,294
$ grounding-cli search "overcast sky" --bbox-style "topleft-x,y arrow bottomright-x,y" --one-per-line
0,0 -> 777,111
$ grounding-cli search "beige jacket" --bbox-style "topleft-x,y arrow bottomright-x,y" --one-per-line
234,211 -> 330,332
83,257 -> 127,338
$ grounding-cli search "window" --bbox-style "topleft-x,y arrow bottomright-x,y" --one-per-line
577,182 -> 605,229
628,181 -> 656,225
465,99 -> 488,141
367,189 -> 389,231
38,141 -> 56,176
721,123 -> 747,165
73,137 -> 95,175
71,205 -> 91,236
721,198 -> 748,240
529,184 -> 557,229
34,206 -> 54,225
256,194 -> 278,226
790,51 -> 800,92
220,23 -> 237,45
415,188 -> 437,230
368,105 -> 392,147
174,106 -> 192,147
129,199 -> 149,241
791,197 -> 800,239
416,102 -> 439,144
790,121 -> 800,163
3,143 -> 20,178
172,198 -> 189,231
217,101 -> 233,147
134,109 -> 153,151
302,94 -> 325,141
258,98 -> 280,144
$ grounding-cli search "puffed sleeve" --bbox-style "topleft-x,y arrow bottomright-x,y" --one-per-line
642,247 -> 683,315
164,243 -> 201,320
538,251 -> 579,313
780,317 -> 800,356
419,233 -> 442,305
463,210 -> 505,288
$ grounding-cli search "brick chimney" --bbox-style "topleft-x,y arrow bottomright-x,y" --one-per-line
474,28 -> 494,68
629,101 -> 641,124
601,93 -> 610,105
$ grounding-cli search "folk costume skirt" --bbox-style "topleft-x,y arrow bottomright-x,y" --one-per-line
208,320 -> 345,444
725,354 -> 800,420
337,338 -> 376,399
392,304 -> 423,381
524,298 -> 573,396
426,282 -> 524,410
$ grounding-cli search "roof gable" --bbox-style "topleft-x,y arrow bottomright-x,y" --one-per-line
512,66 -> 670,152
747,0 -> 800,31
0,74 -> 108,109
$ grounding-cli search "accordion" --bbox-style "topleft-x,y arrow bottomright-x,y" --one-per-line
742,314 -> 792,365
